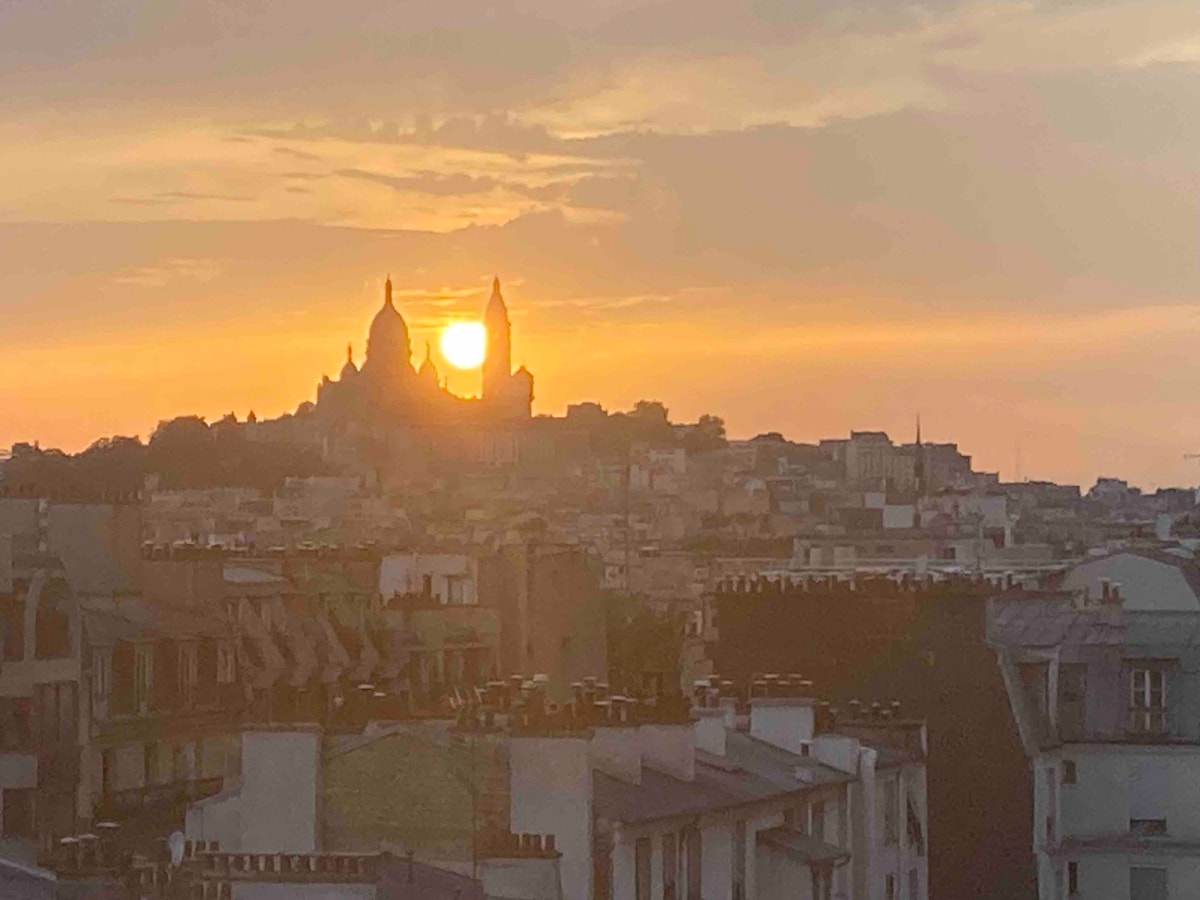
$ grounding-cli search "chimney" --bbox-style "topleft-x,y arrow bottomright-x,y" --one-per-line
749,697 -> 816,756
812,733 -> 862,775
590,724 -> 642,784
718,696 -> 738,729
693,708 -> 727,757
639,722 -> 696,781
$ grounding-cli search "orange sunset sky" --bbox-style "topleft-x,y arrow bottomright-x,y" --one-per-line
3,1 -> 1200,488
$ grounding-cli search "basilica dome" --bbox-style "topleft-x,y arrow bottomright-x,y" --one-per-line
365,277 -> 412,372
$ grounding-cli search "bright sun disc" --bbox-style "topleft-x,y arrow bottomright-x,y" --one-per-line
440,321 -> 487,369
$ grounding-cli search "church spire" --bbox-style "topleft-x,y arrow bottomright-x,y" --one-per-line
385,274 -> 393,307
914,413 -> 926,502
418,339 -> 439,387
347,343 -> 353,364
482,275 -> 512,402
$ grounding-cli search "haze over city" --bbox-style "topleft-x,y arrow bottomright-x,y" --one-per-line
3,1 -> 1200,487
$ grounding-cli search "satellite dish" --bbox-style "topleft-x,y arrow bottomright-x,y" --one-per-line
168,831 -> 186,867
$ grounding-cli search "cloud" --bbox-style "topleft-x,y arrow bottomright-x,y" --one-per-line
4,0 -> 1200,485
271,146 -> 323,162
157,191 -> 254,202
335,168 -> 499,196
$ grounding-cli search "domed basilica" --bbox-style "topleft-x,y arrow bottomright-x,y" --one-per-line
315,277 -> 533,426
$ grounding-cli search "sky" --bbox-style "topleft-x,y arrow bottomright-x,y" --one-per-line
3,0 -> 1200,488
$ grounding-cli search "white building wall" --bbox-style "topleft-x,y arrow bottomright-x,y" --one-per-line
187,730 -> 319,854
1037,745 -> 1200,899
480,856 -> 563,900
701,819 -> 733,900
509,736 -> 592,900
749,700 -> 815,756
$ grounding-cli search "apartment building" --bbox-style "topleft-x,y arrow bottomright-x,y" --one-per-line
506,676 -> 928,900
989,566 -> 1200,900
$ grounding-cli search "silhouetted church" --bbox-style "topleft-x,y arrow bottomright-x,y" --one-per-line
316,277 -> 533,426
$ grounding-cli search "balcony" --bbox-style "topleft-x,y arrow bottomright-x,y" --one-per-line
93,686 -> 244,745
94,776 -> 225,821
1126,707 -> 1169,739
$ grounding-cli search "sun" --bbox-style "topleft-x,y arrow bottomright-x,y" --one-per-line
440,321 -> 487,369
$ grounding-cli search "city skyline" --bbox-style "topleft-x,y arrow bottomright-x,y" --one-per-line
4,1 -> 1200,487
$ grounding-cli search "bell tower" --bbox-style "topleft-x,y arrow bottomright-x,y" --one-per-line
482,276 -> 512,402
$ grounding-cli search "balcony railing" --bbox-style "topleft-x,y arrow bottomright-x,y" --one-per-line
1127,708 -> 1168,737
94,776 -> 225,820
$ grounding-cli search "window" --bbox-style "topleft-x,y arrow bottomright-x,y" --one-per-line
92,650 -> 111,704
1129,667 -> 1166,734
1063,760 -> 1077,785
0,698 -> 32,752
886,874 -> 896,900
733,820 -> 746,900
907,798 -> 926,857
662,832 -> 677,900
178,644 -> 198,706
1129,867 -> 1167,900
635,837 -> 651,900
684,826 -> 702,900
909,868 -> 919,900
1058,665 -> 1087,740
811,800 -> 825,842
134,646 -> 153,712
1068,861 -> 1079,896
216,641 -> 235,684
593,829 -> 613,900
1129,819 -> 1167,837
1,788 -> 34,838
884,779 -> 900,845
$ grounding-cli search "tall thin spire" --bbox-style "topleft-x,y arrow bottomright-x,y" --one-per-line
347,343 -> 353,364
385,274 -> 393,307
914,413 -> 926,502
483,275 -> 512,402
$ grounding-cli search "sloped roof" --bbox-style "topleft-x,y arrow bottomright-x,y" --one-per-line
82,596 -> 229,645
988,598 -> 1125,649
594,735 -> 849,825
1062,550 -> 1200,611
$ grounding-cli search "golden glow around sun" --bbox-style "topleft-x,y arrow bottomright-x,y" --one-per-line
440,321 -> 487,369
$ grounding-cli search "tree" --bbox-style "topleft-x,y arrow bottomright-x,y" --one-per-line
681,414 -> 727,454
